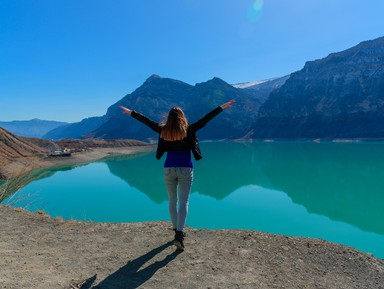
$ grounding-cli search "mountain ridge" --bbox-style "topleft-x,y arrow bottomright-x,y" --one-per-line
0,119 -> 68,139
37,35 -> 384,140
48,76 -> 266,141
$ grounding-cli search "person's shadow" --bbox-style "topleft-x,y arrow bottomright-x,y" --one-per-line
79,241 -> 181,289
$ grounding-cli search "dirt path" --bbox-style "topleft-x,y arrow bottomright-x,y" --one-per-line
0,205 -> 383,289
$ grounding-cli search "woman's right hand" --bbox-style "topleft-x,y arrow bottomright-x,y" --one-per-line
221,99 -> 235,109
119,106 -> 132,115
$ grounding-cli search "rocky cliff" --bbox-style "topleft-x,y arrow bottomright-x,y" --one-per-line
252,36 -> 384,139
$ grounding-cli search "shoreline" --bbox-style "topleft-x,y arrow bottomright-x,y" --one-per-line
0,145 -> 155,180
3,138 -> 384,180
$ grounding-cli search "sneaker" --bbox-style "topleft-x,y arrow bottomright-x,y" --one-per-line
174,230 -> 185,251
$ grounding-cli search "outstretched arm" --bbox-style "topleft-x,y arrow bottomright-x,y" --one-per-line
190,99 -> 235,132
120,106 -> 161,133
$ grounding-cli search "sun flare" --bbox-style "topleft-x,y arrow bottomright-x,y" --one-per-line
247,0 -> 264,22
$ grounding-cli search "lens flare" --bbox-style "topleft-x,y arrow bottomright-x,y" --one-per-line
247,0 -> 264,22
253,0 -> 264,11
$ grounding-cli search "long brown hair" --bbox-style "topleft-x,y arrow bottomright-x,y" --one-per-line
160,107 -> 188,141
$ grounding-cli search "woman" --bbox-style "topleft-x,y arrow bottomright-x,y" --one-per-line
120,99 -> 234,251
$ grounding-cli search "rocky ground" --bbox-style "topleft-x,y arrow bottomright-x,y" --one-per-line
0,205 -> 383,289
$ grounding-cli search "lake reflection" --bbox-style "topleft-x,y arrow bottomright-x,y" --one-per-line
5,142 -> 384,258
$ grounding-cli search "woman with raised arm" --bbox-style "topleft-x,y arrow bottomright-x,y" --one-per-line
120,99 -> 235,251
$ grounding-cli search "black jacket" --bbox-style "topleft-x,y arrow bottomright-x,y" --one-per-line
130,106 -> 223,160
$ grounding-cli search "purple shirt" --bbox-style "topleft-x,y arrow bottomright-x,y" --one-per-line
164,151 -> 193,168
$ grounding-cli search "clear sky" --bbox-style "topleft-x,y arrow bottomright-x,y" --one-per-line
1,0 -> 384,122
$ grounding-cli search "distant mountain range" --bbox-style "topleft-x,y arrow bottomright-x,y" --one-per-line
44,116 -> 105,140
233,75 -> 290,104
0,119 -> 68,139
42,74 -> 280,141
3,36 -> 384,141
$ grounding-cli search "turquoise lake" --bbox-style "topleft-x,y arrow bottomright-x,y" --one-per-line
5,142 -> 384,259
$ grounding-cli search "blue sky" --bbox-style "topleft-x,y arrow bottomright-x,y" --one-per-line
1,0 -> 384,122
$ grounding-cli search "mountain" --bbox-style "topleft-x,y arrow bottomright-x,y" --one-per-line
182,77 -> 260,140
43,116 -> 105,140
237,75 -> 290,102
90,75 -> 261,140
0,119 -> 68,139
233,75 -> 289,90
233,79 -> 273,89
51,75 -> 262,141
252,36 -> 384,139
89,75 -> 194,140
43,36 -> 384,141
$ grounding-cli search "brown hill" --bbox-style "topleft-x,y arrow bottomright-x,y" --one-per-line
0,127 -> 57,178
0,127 -> 50,162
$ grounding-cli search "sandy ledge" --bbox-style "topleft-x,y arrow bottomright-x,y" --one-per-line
0,205 -> 383,289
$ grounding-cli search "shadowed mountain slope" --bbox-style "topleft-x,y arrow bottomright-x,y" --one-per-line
252,36 -> 384,139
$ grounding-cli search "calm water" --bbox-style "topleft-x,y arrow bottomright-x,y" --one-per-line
5,142 -> 384,259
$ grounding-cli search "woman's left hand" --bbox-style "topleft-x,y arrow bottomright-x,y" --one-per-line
221,99 -> 235,109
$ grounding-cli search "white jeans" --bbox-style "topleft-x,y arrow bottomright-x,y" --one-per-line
164,167 -> 194,231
